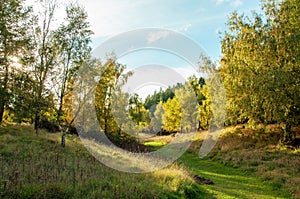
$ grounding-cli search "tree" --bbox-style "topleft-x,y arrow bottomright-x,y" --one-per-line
144,86 -> 178,110
198,85 -> 211,130
9,70 -> 35,122
52,4 -> 93,146
111,88 -> 133,136
128,93 -> 150,127
188,75 -> 206,105
94,57 -> 132,141
31,0 -> 58,134
220,0 -> 300,144
53,4 -> 93,127
175,83 -> 199,133
149,101 -> 164,134
162,97 -> 181,133
0,0 -> 33,123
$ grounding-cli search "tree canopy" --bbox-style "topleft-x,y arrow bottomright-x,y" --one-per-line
220,0 -> 300,143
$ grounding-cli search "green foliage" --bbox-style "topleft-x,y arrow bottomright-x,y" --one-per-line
53,4 -> 93,127
144,84 -> 182,110
220,0 -> 300,143
0,0 -> 33,123
94,57 -> 134,142
188,75 -> 206,105
175,83 -> 199,133
146,77 -> 206,134
128,93 -> 150,126
163,97 -> 181,132
198,85 -> 211,129
149,101 -> 164,134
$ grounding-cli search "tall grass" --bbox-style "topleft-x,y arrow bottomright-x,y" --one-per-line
0,124 -> 209,199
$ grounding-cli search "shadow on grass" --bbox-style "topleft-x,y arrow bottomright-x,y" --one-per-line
179,152 -> 292,199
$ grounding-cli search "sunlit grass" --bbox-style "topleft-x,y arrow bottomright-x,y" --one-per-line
0,124 -> 296,198
143,141 -> 166,149
143,134 -> 294,198
144,141 -> 166,146
0,124 -> 210,198
179,153 -> 292,199
189,125 -> 299,198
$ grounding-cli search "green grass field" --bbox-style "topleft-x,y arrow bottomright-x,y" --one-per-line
179,152 -> 292,199
0,124 -> 297,198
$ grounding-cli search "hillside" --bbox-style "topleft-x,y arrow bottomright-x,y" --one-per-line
144,125 -> 299,198
1,124 -> 298,198
0,124 -> 206,198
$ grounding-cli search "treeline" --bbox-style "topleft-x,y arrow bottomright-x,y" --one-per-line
220,0 -> 300,144
140,77 -> 208,134
123,0 -> 300,144
1,0 -> 299,146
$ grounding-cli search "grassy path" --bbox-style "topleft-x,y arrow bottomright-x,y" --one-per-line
178,152 -> 292,199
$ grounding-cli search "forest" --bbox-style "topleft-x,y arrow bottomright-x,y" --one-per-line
0,0 -> 299,198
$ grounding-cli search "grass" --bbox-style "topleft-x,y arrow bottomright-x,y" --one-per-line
179,152 -> 292,199
144,140 -> 293,198
0,123 -> 211,198
0,123 -> 297,198
144,141 -> 166,149
187,125 -> 299,198
202,125 -> 300,198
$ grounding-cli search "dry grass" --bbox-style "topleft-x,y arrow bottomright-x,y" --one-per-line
0,123 -> 208,198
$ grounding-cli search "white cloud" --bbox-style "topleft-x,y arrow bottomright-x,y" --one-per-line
231,0 -> 243,7
214,0 -> 243,7
215,0 -> 228,5
181,23 -> 192,32
147,31 -> 170,44
215,27 -> 222,35
77,0 -> 145,37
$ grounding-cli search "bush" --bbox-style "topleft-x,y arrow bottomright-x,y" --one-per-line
39,117 -> 59,132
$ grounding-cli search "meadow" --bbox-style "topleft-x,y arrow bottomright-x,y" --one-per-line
1,123 -> 298,198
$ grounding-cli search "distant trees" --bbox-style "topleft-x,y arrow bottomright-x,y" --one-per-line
144,84 -> 181,110
144,78 -> 205,134
220,0 -> 300,143
128,93 -> 150,127
162,97 -> 181,132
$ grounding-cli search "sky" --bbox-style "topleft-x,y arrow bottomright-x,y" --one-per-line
78,0 -> 261,98
26,0 -> 262,99
75,0 -> 261,60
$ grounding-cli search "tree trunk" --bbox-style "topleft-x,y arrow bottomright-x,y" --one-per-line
0,102 -> 4,123
34,112 -> 40,135
281,122 -> 295,145
0,68 -> 9,124
61,130 -> 66,147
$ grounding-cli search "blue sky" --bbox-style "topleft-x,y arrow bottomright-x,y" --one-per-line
76,0 -> 262,98
78,0 -> 261,61
26,0 -> 263,98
